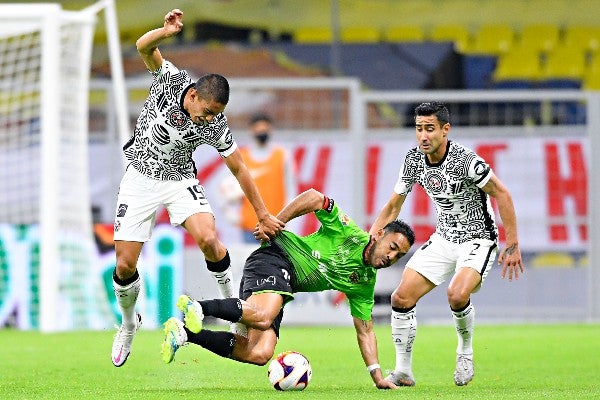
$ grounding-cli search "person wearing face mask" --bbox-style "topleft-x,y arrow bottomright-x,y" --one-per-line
233,113 -> 297,244
110,9 -> 285,368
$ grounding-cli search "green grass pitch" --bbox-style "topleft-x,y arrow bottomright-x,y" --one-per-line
1,323 -> 598,399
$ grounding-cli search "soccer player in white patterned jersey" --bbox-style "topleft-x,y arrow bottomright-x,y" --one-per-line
110,9 -> 285,367
369,102 -> 524,387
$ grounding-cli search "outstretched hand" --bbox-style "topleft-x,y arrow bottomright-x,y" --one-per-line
498,242 -> 524,281
375,378 -> 397,390
163,9 -> 183,35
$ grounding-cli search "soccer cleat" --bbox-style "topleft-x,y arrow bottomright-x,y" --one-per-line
454,354 -> 475,386
176,294 -> 204,334
385,371 -> 416,387
161,317 -> 188,364
111,313 -> 142,367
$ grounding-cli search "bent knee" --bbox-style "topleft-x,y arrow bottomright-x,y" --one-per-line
390,291 -> 415,309
447,288 -> 470,308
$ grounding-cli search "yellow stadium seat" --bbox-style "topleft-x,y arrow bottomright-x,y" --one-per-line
293,27 -> 332,43
465,23 -> 515,55
493,46 -> 542,82
517,24 -> 560,53
531,252 -> 576,268
340,26 -> 380,43
563,25 -> 600,54
383,25 -> 425,42
430,24 -> 471,53
541,46 -> 587,81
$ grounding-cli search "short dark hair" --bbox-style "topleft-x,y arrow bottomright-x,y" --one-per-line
414,101 -> 450,126
249,112 -> 272,125
383,219 -> 415,246
195,73 -> 229,105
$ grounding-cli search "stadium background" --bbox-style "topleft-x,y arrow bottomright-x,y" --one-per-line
1,0 -> 598,330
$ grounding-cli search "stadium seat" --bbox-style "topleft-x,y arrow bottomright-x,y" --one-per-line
293,27 -> 332,43
517,24 -> 559,53
540,46 -> 586,86
492,46 -> 542,83
464,23 -> 515,55
429,24 -> 471,53
340,26 -> 380,43
383,25 -> 425,42
531,252 -> 576,268
562,25 -> 600,55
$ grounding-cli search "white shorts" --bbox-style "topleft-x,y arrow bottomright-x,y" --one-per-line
406,232 -> 497,291
113,166 -> 214,242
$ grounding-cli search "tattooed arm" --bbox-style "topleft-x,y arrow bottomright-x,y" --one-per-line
353,316 -> 397,389
482,173 -> 524,281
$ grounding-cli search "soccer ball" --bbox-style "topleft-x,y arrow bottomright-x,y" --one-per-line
267,351 -> 312,391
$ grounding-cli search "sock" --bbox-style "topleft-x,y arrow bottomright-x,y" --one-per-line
206,251 -> 234,298
391,306 -> 417,375
112,269 -> 141,330
185,328 -> 236,358
200,298 -> 243,322
451,300 -> 474,355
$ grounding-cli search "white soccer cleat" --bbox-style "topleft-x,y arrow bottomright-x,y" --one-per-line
176,294 -> 204,334
454,354 -> 475,386
111,313 -> 142,367
161,317 -> 188,364
385,371 -> 416,387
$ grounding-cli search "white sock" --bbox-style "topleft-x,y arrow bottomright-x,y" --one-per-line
391,308 -> 417,375
211,267 -> 234,298
113,274 -> 141,331
452,302 -> 475,355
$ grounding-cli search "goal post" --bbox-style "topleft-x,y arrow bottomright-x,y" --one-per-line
0,1 -> 127,331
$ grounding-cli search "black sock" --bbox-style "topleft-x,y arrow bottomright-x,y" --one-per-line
200,298 -> 243,322
205,251 -> 231,273
186,328 -> 236,358
112,269 -> 139,286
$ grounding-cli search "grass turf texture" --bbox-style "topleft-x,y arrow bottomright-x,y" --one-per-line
1,324 -> 598,399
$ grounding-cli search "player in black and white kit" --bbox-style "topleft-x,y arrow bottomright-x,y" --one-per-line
110,9 -> 285,367
370,102 -> 524,387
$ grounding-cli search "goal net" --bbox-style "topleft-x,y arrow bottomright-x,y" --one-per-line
0,2 -> 122,331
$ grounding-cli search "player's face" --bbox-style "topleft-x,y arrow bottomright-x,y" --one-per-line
187,93 -> 226,125
368,231 -> 411,269
415,115 -> 449,159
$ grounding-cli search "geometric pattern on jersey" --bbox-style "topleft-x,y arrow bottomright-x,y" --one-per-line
123,60 -> 235,181
395,140 -> 498,243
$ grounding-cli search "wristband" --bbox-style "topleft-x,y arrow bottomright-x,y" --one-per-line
367,363 -> 380,373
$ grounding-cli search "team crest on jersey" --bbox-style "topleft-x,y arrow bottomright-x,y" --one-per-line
348,271 -> 359,284
340,214 -> 350,226
169,109 -> 187,128
425,170 -> 447,195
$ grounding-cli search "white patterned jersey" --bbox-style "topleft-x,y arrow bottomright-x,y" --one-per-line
123,60 -> 237,181
393,140 -> 498,243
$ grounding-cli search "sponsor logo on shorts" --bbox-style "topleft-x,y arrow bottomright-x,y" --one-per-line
257,276 -> 276,286
114,220 -> 121,232
117,204 -> 128,217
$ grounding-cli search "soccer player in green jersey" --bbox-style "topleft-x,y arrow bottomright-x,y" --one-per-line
161,188 -> 415,389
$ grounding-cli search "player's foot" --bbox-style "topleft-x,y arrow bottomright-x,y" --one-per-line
161,317 -> 188,364
385,371 -> 416,387
176,294 -> 204,333
111,313 -> 142,367
454,354 -> 474,386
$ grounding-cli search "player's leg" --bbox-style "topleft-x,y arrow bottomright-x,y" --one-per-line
111,168 -> 159,367
448,239 -> 497,386
388,234 -> 455,385
388,267 -> 436,386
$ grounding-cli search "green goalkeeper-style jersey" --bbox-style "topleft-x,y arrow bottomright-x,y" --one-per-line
273,198 -> 376,321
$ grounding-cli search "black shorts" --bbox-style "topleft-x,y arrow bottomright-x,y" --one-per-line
238,243 -> 294,337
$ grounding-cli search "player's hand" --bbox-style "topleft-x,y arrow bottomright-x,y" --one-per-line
498,242 -> 524,281
254,214 -> 285,241
163,9 -> 183,35
374,378 -> 397,390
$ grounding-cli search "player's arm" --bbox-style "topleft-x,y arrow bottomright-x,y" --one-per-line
275,188 -> 325,224
352,316 -> 397,389
481,173 -> 524,281
224,148 -> 285,240
136,9 -> 183,71
369,192 -> 406,235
